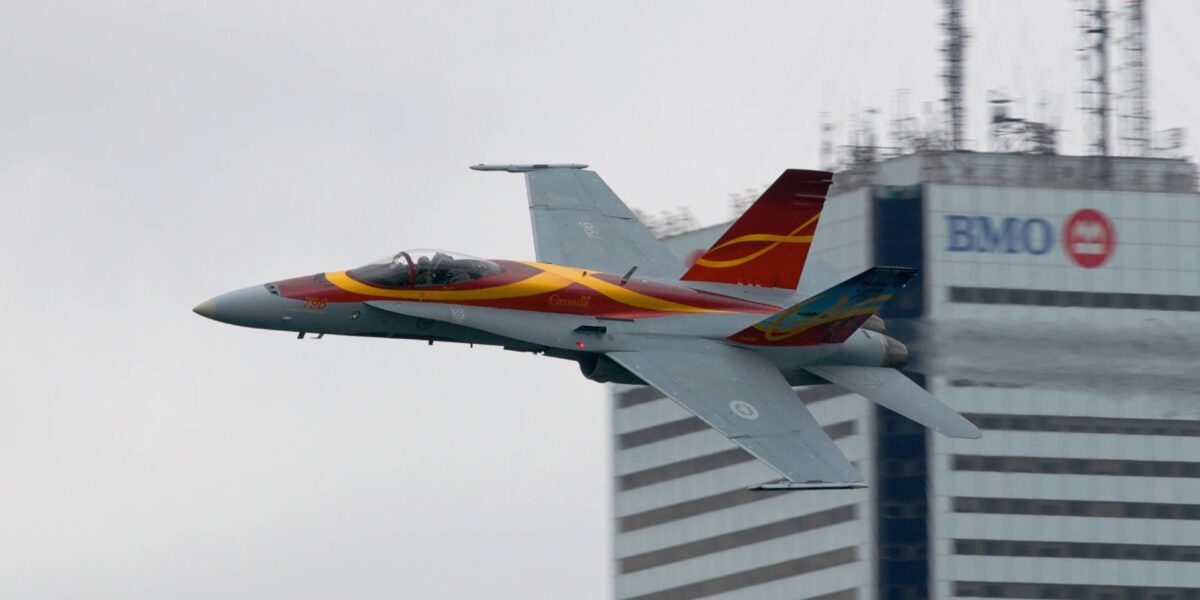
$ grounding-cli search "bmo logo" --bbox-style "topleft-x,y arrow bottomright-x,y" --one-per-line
945,215 -> 1055,255
1063,209 -> 1116,268
945,209 -> 1116,268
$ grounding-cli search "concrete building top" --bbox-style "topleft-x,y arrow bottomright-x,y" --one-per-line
831,151 -> 1197,195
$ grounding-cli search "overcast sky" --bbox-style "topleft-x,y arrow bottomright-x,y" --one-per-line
3,2 -> 1199,598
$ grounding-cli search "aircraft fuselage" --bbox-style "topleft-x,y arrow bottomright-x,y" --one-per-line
195,256 -> 904,387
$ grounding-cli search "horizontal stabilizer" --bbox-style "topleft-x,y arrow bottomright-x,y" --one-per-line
729,266 -> 917,347
806,366 -> 981,439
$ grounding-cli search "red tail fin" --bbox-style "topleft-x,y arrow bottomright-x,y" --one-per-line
680,169 -> 831,289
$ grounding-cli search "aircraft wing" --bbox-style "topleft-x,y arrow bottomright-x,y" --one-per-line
472,164 -> 685,279
806,366 -> 981,439
607,340 -> 865,490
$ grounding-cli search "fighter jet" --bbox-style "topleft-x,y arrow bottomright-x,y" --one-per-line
195,164 -> 979,490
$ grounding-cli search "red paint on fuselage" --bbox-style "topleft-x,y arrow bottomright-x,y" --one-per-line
276,259 -> 780,319
275,273 -> 373,302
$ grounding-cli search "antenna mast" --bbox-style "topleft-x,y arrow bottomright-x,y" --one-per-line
942,0 -> 967,150
1080,0 -> 1111,158
1119,0 -> 1151,157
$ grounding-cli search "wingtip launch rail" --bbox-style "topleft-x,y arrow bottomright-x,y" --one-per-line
471,163 -> 589,172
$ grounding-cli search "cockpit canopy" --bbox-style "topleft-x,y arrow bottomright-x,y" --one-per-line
347,249 -> 503,288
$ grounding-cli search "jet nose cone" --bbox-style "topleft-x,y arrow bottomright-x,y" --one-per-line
195,284 -> 290,329
193,299 -> 218,320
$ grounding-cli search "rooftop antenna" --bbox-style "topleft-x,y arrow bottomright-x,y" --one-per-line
846,108 -> 881,166
988,90 -> 1059,155
819,112 -> 836,171
1118,0 -> 1151,157
988,91 -> 1016,152
942,0 -> 967,151
1079,0 -> 1111,160
920,101 -> 940,150
891,89 -> 917,155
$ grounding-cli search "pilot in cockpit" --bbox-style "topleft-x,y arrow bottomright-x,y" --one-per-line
415,256 -> 433,286
349,249 -> 503,288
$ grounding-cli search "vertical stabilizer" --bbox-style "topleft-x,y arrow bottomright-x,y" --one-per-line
680,170 -> 831,289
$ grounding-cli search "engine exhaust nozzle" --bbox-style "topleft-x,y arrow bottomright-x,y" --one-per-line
862,314 -> 887,335
883,335 -> 908,369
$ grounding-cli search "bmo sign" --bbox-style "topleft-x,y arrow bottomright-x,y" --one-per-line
945,209 -> 1116,268
946,215 -> 1055,255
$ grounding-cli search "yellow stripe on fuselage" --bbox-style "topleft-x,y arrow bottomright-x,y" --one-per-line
325,270 -> 569,301
522,262 -> 732,314
326,262 -> 736,315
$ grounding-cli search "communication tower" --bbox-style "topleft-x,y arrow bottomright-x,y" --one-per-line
1118,0 -> 1151,157
1079,0 -> 1111,158
942,0 -> 967,150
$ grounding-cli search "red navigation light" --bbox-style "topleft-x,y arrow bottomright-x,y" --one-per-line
576,341 -> 586,348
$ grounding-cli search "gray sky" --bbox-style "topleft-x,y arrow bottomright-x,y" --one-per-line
2,2 -> 1199,598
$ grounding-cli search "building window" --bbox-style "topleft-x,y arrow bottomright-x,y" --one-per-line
946,286 -> 1200,313
953,496 -> 1200,521
953,455 -> 1200,479
953,539 -> 1200,563
960,412 -> 1200,436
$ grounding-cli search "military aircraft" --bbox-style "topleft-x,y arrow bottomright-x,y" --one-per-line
195,164 -> 979,490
